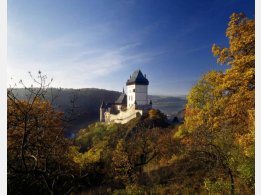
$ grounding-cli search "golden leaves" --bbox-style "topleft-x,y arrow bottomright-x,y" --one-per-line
179,13 -> 255,189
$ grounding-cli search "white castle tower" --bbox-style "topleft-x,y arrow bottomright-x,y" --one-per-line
126,69 -> 149,109
100,69 -> 152,124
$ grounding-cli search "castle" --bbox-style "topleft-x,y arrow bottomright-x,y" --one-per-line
100,69 -> 152,124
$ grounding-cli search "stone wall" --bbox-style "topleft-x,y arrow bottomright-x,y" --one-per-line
104,104 -> 143,124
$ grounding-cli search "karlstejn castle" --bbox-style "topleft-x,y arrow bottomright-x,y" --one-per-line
100,70 -> 152,124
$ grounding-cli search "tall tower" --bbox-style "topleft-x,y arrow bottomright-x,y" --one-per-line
126,70 -> 149,109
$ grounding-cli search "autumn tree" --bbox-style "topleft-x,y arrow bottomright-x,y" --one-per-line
112,124 -> 172,188
112,139 -> 133,186
212,12 -> 255,192
7,72 -> 79,194
179,13 -> 255,194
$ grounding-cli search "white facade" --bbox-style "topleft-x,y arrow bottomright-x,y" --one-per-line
127,84 -> 148,109
105,104 -> 143,124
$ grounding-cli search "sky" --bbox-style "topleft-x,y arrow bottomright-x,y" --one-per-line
7,0 -> 255,96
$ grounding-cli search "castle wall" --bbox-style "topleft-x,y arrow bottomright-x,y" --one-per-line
104,105 -> 143,124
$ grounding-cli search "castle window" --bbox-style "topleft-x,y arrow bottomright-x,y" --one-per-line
133,89 -> 135,92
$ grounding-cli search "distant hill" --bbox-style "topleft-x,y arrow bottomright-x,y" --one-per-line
9,88 -> 120,137
9,88 -> 187,137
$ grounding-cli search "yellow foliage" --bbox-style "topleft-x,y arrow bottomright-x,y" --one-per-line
180,13 -> 255,189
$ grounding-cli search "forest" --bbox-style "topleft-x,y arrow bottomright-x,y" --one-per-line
7,13 -> 254,194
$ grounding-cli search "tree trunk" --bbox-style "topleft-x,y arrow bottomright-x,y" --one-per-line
228,168 -> 234,195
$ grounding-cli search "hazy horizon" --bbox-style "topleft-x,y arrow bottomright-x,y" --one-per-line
8,85 -> 188,97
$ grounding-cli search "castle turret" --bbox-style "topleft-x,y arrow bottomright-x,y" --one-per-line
100,101 -> 106,122
126,69 -> 149,109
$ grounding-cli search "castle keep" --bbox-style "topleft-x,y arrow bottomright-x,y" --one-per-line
100,70 -> 152,124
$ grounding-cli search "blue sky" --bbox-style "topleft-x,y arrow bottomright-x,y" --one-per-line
8,0 -> 255,96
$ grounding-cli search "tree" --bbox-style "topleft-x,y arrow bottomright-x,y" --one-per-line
7,72 -> 78,194
179,13 -> 255,194
112,123 -> 171,187
212,13 -> 255,192
112,139 -> 133,186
